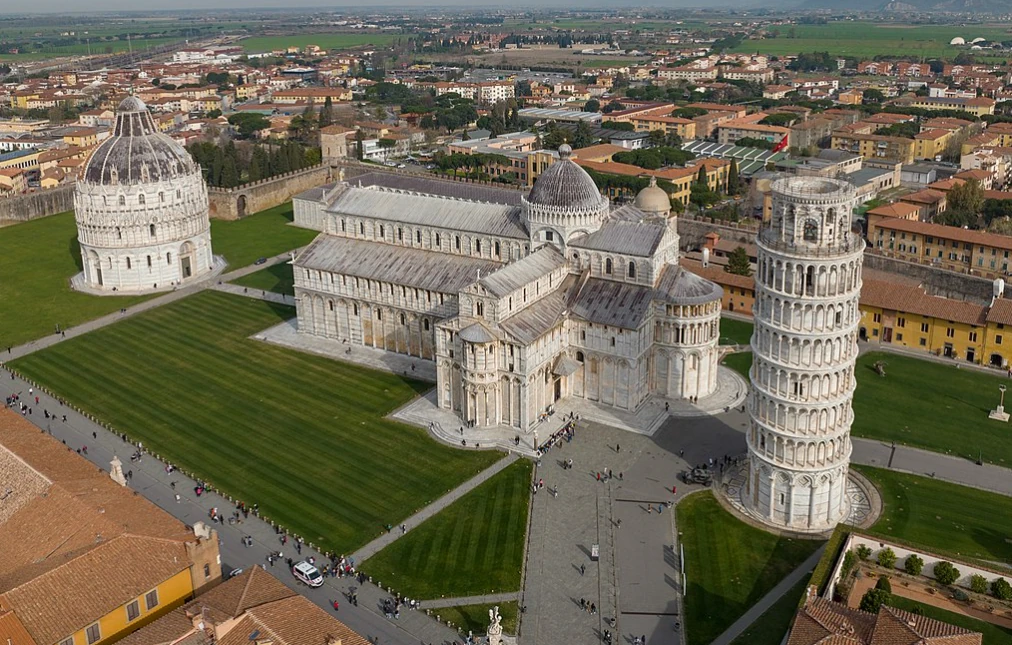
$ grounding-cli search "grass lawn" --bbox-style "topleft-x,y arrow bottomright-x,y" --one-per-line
722,352 -> 753,381
856,466 -> 1012,564
241,33 -> 404,53
10,290 -> 501,553
853,352 -> 1012,466
729,21 -> 1012,59
729,576 -> 809,645
210,203 -> 318,270
231,263 -> 295,296
361,459 -> 532,599
885,595 -> 1012,645
720,318 -> 754,346
679,492 -> 824,645
434,602 -> 519,636
0,212 -> 152,348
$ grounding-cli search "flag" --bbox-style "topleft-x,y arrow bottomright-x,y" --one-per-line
772,135 -> 789,153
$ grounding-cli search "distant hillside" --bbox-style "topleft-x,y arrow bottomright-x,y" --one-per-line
802,0 -> 1012,10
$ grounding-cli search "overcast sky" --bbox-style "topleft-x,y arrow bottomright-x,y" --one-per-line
0,0 -> 713,13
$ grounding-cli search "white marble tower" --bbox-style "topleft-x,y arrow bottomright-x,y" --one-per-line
744,177 -> 864,532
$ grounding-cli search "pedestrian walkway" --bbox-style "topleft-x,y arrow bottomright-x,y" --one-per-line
212,281 -> 296,306
353,453 -> 520,563
6,251 -> 297,361
0,368 -> 462,645
709,544 -> 826,645
423,592 -> 521,610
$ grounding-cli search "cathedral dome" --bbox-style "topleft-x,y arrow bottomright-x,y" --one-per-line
81,96 -> 199,185
527,144 -> 606,211
634,176 -> 671,215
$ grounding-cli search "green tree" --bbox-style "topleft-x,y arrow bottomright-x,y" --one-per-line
355,129 -> 365,161
875,575 -> 892,593
725,246 -> 752,277
863,89 -> 886,103
933,561 -> 960,586
227,113 -> 270,139
877,548 -> 897,569
220,155 -> 239,188
970,574 -> 989,594
903,554 -> 924,576
947,179 -> 985,218
991,577 -> 1012,600
572,121 -> 594,149
319,96 -> 334,128
585,99 -> 601,113
859,588 -> 891,613
856,545 -> 872,561
727,159 -> 741,196
696,165 -> 707,187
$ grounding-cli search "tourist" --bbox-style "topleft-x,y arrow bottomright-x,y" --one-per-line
580,563 -> 585,576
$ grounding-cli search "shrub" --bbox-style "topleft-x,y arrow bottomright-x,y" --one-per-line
992,577 -> 1012,601
860,588 -> 891,613
856,545 -> 872,561
877,548 -> 897,569
876,575 -> 892,593
841,550 -> 857,579
970,574 -> 989,594
904,554 -> 924,576
952,588 -> 970,602
933,561 -> 960,586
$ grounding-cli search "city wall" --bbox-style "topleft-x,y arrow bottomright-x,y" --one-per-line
207,164 -> 335,220
0,184 -> 76,226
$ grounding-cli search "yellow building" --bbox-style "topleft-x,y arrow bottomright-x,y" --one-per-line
0,409 -> 221,645
830,132 -> 916,164
909,96 -> 996,117
913,128 -> 952,161
63,127 -> 99,149
626,114 -> 697,141
866,215 -> 1012,278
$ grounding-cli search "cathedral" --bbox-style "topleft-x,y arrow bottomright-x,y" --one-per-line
293,145 -> 725,431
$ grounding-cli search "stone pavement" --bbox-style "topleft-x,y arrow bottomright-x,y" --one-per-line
212,281 -> 296,307
0,368 -> 472,645
7,251 -> 297,362
709,544 -> 827,645
353,453 -> 520,562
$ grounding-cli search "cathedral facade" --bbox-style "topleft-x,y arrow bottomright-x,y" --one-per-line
293,146 -> 724,430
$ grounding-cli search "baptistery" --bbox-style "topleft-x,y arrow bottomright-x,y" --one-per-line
74,96 -> 214,293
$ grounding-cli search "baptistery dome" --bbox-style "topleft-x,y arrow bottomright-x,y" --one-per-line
73,96 -> 215,294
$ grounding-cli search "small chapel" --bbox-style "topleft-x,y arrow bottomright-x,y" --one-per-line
293,145 -> 725,430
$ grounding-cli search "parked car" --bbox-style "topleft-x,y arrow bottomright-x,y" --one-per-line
292,560 -> 324,587
254,257 -> 267,265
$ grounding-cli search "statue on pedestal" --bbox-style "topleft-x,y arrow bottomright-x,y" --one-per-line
109,455 -> 127,486
487,606 -> 503,645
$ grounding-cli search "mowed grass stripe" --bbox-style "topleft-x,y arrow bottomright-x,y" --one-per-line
362,459 -> 533,598
12,291 -> 501,551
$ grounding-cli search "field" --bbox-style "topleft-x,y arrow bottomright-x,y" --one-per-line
729,577 -> 810,645
0,211 -> 151,349
0,36 -> 185,61
10,290 -> 501,553
210,202 -> 318,269
361,459 -> 532,599
885,596 -> 1012,645
721,352 -> 753,381
719,318 -> 754,346
240,33 -> 405,53
731,21 -> 1012,59
853,352 -> 1012,467
857,466 -> 1012,564
434,602 -> 519,636
678,492 -> 823,645
231,263 -> 295,296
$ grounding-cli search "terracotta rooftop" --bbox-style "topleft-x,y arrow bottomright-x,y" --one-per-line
899,188 -> 946,205
870,216 -> 1012,253
788,597 -> 982,645
866,202 -> 921,219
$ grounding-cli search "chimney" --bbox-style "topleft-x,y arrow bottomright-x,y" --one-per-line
192,521 -> 211,540
326,638 -> 342,645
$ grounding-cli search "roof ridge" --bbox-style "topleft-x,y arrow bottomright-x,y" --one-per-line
234,566 -> 259,617
0,442 -> 53,487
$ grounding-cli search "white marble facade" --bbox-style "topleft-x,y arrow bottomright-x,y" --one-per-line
744,176 -> 865,531
74,97 -> 213,293
294,149 -> 724,430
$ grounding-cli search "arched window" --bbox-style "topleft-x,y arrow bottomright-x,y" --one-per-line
118,195 -> 126,206
149,223 -> 156,237
416,230 -> 422,244
576,351 -> 585,362
116,227 -> 122,239
803,218 -> 819,242
159,192 -> 165,202
455,235 -> 461,251
400,313 -> 406,325
435,233 -> 441,247
628,261 -> 636,278
605,258 -> 613,274
166,252 -> 172,264
476,302 -> 484,317
360,222 -> 365,234
146,255 -> 152,268
126,257 -> 132,269
138,194 -> 145,205
353,304 -> 359,316
495,241 -> 501,257
376,310 -> 382,321
398,228 -> 403,241
423,319 -> 430,331
475,239 -> 481,254
379,224 -> 385,238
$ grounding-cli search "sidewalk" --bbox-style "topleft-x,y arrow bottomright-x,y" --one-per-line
424,592 -> 521,610
354,453 -> 520,562
709,544 -> 826,645
0,367 -> 464,645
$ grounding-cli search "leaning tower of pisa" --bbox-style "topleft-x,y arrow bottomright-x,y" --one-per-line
744,176 -> 864,532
